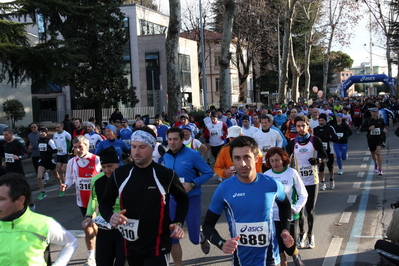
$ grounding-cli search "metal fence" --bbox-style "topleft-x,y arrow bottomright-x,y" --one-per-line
39,106 -> 158,123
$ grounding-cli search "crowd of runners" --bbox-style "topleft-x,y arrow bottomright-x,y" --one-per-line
0,95 -> 397,266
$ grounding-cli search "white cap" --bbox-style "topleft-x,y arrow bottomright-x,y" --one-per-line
226,126 -> 242,138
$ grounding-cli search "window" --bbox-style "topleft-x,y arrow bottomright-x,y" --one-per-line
214,53 -> 221,68
215,78 -> 220,92
145,52 -> 161,106
140,19 -> 167,35
232,77 -> 239,93
179,54 -> 191,91
37,13 -> 46,43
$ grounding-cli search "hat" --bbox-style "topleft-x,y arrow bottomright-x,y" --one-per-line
98,147 -> 119,165
121,118 -> 128,123
242,115 -> 250,121
86,122 -> 95,129
370,107 -> 379,112
180,113 -> 189,119
226,126 -> 242,138
319,113 -> 327,121
181,126 -> 192,132
154,114 -> 161,119
276,109 -> 282,113
210,111 -> 217,118
39,127 -> 48,133
105,124 -> 117,134
336,113 -> 344,118
114,120 -> 121,123
147,124 -> 157,134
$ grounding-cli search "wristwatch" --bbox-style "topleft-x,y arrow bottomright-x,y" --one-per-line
190,182 -> 196,188
217,239 -> 226,250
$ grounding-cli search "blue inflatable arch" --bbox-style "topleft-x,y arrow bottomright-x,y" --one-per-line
339,74 -> 397,97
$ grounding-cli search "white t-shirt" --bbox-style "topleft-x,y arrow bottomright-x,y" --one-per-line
241,126 -> 259,138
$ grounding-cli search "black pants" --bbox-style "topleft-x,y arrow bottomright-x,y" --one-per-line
375,239 -> 399,265
96,229 -> 127,266
299,184 -> 319,235
210,145 -> 224,160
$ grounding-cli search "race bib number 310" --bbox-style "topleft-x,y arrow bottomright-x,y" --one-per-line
118,218 -> 139,241
235,221 -> 269,247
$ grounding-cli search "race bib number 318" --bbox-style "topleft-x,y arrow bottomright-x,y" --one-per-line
235,221 -> 269,247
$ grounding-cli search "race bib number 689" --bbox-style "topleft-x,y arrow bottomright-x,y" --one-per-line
235,221 -> 269,247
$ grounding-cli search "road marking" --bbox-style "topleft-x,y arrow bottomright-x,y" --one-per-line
339,212 -> 352,223
353,182 -> 361,188
360,164 -> 367,168
340,163 -> 374,266
362,157 -> 369,161
347,195 -> 357,203
357,172 -> 364,177
322,238 -> 343,266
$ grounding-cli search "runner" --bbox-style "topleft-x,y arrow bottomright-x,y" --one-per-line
60,136 -> 101,266
164,127 -> 214,266
361,107 -> 388,175
84,122 -> 104,154
99,127 -> 189,266
264,147 -> 308,266
83,147 -> 126,266
53,122 -> 72,184
203,112 -> 228,161
0,173 -> 78,266
72,118 -> 86,138
26,122 -> 40,174
117,118 -> 133,146
331,113 -> 353,175
313,113 -> 338,190
286,115 -> 328,249
202,136 -> 294,266
182,126 -> 207,156
36,127 -> 63,200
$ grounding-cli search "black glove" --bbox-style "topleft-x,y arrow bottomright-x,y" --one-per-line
308,158 -> 321,165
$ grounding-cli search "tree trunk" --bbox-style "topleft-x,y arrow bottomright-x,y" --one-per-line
166,0 -> 181,119
219,0 -> 235,111
322,32 -> 334,97
94,103 -> 102,128
278,0 -> 297,103
289,36 -> 301,102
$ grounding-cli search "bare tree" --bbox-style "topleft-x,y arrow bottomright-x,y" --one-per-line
363,0 -> 399,96
319,0 -> 360,96
219,0 -> 235,110
278,0 -> 298,103
166,0 -> 181,117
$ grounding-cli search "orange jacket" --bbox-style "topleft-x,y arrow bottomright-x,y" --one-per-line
214,144 -> 263,178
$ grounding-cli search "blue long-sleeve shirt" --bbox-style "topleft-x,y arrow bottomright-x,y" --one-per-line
95,139 -> 130,166
164,145 -> 214,197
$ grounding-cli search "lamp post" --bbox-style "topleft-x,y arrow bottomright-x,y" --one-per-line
199,0 -> 208,112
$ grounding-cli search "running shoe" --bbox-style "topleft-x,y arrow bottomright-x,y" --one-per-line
296,232 -> 306,248
83,258 -> 96,266
59,191 -> 65,198
44,171 -> 49,182
378,169 -> 383,176
330,181 -> 335,190
307,234 -> 315,249
217,176 -> 223,183
356,130 -> 360,134
374,165 -> 378,173
200,230 -> 210,254
29,204 -> 36,212
293,254 -> 305,266
320,183 -> 326,191
37,192 -> 46,200
338,169 -> 343,175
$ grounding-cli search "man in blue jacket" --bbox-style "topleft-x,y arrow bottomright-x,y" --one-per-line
164,127 -> 214,266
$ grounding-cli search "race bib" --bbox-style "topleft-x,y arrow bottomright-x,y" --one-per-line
157,137 -> 163,143
354,111 -> 360,116
370,128 -> 381,135
123,139 -> 130,145
298,165 -> 314,177
92,215 -> 112,230
5,153 -> 14,163
179,177 -> 185,183
235,221 -> 269,247
77,177 -> 92,191
89,143 -> 96,150
39,143 -> 47,151
336,133 -> 344,138
322,142 -> 328,150
262,145 -> 271,153
210,130 -> 218,136
57,147 -> 65,153
118,218 -> 139,241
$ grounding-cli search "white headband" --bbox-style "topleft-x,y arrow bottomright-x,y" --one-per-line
130,130 -> 156,149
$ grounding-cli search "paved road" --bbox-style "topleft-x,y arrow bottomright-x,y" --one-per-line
25,127 -> 399,266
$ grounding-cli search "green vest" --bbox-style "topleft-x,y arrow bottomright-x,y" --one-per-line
0,208 -> 54,266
